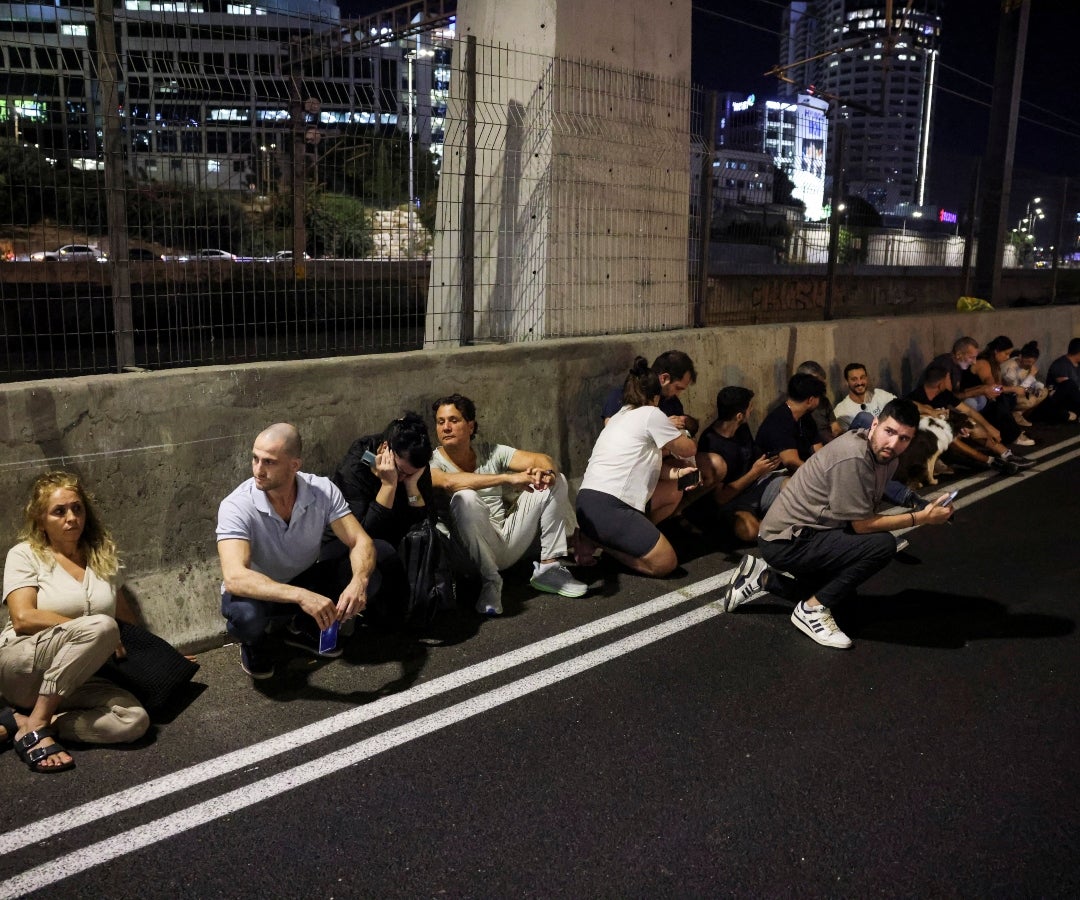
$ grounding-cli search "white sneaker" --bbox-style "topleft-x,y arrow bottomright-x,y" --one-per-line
475,580 -> 503,616
721,555 -> 769,612
791,601 -> 852,649
1013,433 -> 1035,447
894,537 -> 910,554
530,561 -> 588,598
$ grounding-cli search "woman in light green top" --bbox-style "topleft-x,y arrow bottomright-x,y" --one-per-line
1,471 -> 149,774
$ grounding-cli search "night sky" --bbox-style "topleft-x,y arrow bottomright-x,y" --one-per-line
340,1 -> 1077,214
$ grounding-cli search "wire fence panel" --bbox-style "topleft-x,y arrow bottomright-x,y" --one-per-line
424,41 -> 696,346
1,3 -> 1077,382
1,2 -> 444,382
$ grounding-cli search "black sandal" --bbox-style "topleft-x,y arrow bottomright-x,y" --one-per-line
0,706 -> 17,750
14,727 -> 76,774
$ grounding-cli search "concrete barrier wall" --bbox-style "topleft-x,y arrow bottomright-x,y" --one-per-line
3,306 -> 1078,650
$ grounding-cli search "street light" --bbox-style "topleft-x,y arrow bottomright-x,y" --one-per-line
259,142 -> 275,196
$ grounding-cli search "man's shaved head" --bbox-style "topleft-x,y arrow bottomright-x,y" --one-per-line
256,423 -> 302,459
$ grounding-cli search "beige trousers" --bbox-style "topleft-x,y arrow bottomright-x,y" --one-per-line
0,614 -> 149,744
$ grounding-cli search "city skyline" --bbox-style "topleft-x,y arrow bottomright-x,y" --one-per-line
342,0 -> 1076,211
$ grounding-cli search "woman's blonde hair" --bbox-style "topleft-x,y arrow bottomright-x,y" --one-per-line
18,471 -> 120,577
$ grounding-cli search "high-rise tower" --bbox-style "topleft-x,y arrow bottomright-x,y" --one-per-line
779,1 -> 941,212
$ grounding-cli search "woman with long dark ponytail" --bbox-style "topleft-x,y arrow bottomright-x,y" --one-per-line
574,358 -> 699,576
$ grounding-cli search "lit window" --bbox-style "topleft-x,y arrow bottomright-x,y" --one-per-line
61,24 -> 88,36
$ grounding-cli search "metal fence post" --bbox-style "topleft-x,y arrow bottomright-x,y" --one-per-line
95,0 -> 135,371
459,35 -> 477,346
824,117 -> 845,322
693,91 -> 717,328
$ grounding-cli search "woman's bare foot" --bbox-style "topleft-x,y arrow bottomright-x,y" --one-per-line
571,529 -> 600,567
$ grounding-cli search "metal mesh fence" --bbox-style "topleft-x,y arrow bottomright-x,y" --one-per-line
1,2 -> 1076,382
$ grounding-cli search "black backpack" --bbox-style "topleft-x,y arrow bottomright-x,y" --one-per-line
398,517 -> 468,627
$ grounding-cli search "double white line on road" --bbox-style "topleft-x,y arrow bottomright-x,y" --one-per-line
2,434 -> 1077,897
0,573 -> 736,897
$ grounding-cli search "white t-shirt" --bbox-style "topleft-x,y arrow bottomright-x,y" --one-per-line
2,541 -> 120,643
580,405 -> 682,511
430,441 -> 517,526
834,388 -> 897,429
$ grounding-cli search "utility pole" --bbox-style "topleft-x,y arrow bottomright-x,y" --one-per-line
972,0 -> 1030,304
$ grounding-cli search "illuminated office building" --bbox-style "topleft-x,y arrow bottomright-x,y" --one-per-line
779,0 -> 941,212
0,1 -> 448,191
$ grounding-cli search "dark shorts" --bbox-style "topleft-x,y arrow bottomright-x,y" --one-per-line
575,488 -> 661,559
719,471 -> 786,517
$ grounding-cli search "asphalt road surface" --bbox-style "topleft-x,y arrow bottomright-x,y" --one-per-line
1,428 -> 1078,898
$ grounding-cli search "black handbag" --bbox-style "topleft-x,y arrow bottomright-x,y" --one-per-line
96,620 -> 200,710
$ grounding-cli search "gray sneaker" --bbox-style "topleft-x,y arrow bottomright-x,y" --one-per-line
530,562 -> 588,598
791,601 -> 852,649
721,555 -> 769,612
476,579 -> 503,616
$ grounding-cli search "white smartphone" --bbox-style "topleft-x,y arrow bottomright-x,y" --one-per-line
940,490 -> 959,507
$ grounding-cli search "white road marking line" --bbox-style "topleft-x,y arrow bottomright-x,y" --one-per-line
0,605 -> 720,899
0,572 -> 733,857
2,435 -> 1076,890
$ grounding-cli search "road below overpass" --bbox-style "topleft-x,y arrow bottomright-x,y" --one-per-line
1,427 -> 1078,898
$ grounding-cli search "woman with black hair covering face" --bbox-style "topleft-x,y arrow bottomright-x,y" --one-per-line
575,357 -> 700,577
330,412 -> 434,546
326,412 -> 435,623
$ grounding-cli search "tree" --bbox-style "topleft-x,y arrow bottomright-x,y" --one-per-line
0,139 -> 56,225
772,165 -> 805,210
307,193 -> 373,259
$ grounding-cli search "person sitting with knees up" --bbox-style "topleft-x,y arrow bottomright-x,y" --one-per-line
327,413 -> 435,624
755,373 -> 826,473
999,341 -> 1048,425
972,335 -> 1034,446
696,386 -> 785,544
575,357 -> 700,577
1,471 -> 151,774
217,423 -> 378,680
429,394 -> 587,617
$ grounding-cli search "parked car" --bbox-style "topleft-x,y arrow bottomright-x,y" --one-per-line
186,249 -> 237,261
272,250 -> 311,261
29,244 -> 104,262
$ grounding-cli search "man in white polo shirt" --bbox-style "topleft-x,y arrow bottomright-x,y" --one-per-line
217,423 -> 377,679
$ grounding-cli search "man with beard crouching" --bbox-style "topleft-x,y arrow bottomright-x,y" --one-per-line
720,399 -> 954,649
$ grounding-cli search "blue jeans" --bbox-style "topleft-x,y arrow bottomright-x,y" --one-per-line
221,552 -> 385,646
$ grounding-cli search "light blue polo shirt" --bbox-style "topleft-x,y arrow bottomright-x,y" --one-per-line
216,472 -> 351,583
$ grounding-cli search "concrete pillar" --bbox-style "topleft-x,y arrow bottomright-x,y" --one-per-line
425,0 -> 693,346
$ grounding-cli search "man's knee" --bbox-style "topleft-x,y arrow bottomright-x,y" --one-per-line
863,532 -> 898,564
697,452 -> 726,490
114,705 -> 151,743
221,593 -> 270,643
449,489 -> 488,524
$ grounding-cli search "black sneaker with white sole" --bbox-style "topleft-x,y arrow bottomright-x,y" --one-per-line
721,555 -> 770,612
240,642 -> 274,679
